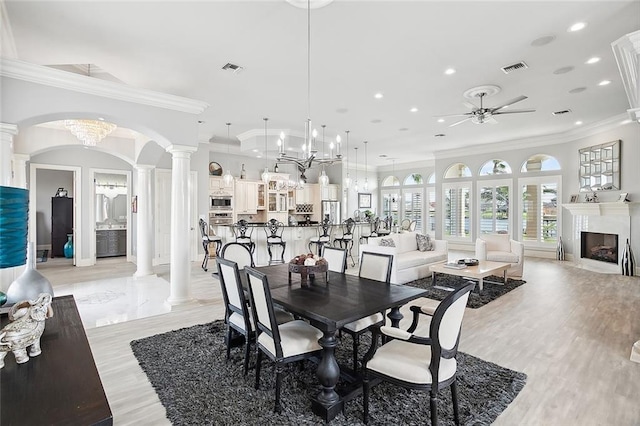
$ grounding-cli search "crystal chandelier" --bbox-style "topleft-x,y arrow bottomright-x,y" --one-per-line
261,118 -> 271,184
354,147 -> 359,192
64,119 -> 116,146
363,140 -> 369,191
276,0 -> 342,175
343,130 -> 351,189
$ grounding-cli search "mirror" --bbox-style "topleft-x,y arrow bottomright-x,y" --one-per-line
579,140 -> 621,192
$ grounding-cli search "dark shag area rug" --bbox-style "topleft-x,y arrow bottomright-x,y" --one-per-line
406,274 -> 526,308
131,321 -> 526,425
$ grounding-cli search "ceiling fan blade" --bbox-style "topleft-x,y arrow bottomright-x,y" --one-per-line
493,109 -> 536,115
485,116 -> 498,124
490,95 -> 528,112
433,112 -> 473,118
463,102 -> 478,110
449,117 -> 473,127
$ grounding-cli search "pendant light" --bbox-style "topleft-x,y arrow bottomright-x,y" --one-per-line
222,122 -> 234,185
354,147 -> 359,192
319,124 -> 329,186
261,118 -> 271,184
363,140 -> 369,191
344,130 -> 351,189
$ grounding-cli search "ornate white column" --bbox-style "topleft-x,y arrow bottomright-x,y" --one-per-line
0,123 -> 18,187
612,30 -> 640,123
166,144 -> 197,305
12,153 -> 29,189
134,165 -> 155,278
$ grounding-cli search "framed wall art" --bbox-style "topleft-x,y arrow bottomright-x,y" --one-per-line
358,193 -> 371,209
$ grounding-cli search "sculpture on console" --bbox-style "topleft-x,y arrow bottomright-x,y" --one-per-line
0,293 -> 54,369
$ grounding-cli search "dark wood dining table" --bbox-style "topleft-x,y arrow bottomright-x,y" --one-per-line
253,264 -> 429,422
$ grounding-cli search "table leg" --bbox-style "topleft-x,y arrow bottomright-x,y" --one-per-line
311,329 -> 342,421
431,271 -> 436,287
504,270 -> 507,284
387,306 -> 403,328
478,277 -> 484,293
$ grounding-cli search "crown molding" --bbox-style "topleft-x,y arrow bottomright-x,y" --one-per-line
433,113 -> 630,160
0,58 -> 209,115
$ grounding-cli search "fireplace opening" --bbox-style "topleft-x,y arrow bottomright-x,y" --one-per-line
581,232 -> 618,264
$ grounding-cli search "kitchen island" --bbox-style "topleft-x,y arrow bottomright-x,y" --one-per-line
210,221 -> 375,266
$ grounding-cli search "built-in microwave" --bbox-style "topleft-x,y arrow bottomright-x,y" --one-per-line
210,195 -> 232,210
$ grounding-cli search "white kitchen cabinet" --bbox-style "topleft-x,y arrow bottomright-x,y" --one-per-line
320,184 -> 340,201
295,184 -> 318,205
210,176 -> 234,194
235,180 -> 258,214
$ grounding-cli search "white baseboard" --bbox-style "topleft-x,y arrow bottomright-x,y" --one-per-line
75,258 -> 95,267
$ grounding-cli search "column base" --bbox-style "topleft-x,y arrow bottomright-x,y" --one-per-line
133,271 -> 157,279
165,295 -> 193,306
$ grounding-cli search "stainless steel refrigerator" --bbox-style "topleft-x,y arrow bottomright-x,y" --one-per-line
321,200 -> 341,224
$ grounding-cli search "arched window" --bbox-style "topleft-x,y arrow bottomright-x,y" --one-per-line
427,173 -> 435,184
444,163 -> 472,178
479,159 -> 512,176
382,175 -> 400,187
403,173 -> 423,185
521,154 -> 561,172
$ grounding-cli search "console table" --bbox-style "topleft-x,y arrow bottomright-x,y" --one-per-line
1,295 -> 112,425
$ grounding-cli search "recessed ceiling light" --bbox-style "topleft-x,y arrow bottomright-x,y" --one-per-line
437,118 -> 445,123
575,121 -> 583,125
98,117 -> 105,121
568,22 -> 586,32
444,68 -> 456,75
374,93 -> 383,99
586,57 -> 601,65
256,155 -> 262,158
435,134 -> 446,137
287,147 -> 294,151
379,154 -> 388,158
252,149 -> 258,152
410,107 -> 418,113
598,80 -> 611,86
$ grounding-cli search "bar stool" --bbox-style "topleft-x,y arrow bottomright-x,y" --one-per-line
333,218 -> 355,267
264,219 -> 286,265
308,217 -> 333,255
199,218 -> 222,272
359,217 -> 380,244
232,219 -> 255,255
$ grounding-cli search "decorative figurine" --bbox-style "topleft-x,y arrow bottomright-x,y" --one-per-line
0,293 -> 54,369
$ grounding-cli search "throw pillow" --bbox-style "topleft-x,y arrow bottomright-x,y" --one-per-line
380,238 -> 395,247
416,233 -> 434,251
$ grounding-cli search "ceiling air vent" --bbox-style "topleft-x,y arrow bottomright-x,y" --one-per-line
552,109 -> 572,116
500,61 -> 528,74
221,63 -> 244,74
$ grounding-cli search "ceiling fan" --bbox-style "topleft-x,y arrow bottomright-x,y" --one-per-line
438,92 -> 536,127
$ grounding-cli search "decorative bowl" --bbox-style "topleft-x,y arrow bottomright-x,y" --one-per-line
288,259 -> 328,285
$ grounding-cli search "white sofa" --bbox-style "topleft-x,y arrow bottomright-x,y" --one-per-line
359,231 -> 448,284
475,234 -> 524,278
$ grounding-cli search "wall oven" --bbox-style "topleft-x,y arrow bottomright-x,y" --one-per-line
210,195 -> 232,210
209,211 -> 234,225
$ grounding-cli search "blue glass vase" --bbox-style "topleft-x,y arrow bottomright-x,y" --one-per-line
64,234 -> 74,258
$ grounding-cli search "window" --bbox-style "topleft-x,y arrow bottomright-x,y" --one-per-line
521,154 -> 561,172
443,183 -> 472,240
479,180 -> 511,234
403,173 -> 423,185
381,191 -> 399,224
444,163 -> 472,179
382,175 -> 400,187
426,186 -> 436,233
479,159 -> 512,176
402,189 -> 423,232
427,173 -> 435,184
519,176 -> 561,245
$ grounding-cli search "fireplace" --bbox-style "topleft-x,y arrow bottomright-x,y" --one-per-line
581,231 -> 618,264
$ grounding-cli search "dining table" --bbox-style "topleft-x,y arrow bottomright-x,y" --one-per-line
253,263 -> 429,422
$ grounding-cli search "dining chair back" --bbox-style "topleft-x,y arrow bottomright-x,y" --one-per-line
321,246 -> 347,274
359,251 -> 393,283
221,242 -> 255,269
216,257 -> 253,375
245,268 -> 279,354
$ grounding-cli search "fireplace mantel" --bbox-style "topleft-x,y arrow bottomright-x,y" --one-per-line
562,202 -> 639,217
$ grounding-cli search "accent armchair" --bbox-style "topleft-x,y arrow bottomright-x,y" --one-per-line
475,233 -> 524,278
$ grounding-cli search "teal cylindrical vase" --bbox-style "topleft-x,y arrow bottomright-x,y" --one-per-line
0,186 -> 29,268
63,234 -> 74,258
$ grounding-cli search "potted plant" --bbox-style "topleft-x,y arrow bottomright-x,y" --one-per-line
363,210 -> 373,222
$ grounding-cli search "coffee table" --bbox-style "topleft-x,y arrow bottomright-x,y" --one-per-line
429,260 -> 510,293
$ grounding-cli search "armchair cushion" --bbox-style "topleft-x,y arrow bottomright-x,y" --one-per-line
479,233 -> 511,252
366,339 -> 457,384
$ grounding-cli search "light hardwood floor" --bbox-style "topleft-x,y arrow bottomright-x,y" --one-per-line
39,254 -> 640,425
